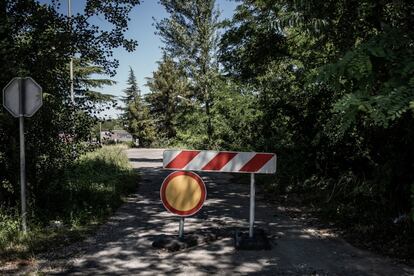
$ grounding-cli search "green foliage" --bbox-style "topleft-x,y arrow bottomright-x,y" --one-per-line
216,0 -> 414,260
210,80 -> 259,150
0,145 -> 137,258
322,30 -> 414,136
146,55 -> 189,140
120,68 -> 155,146
0,211 -> 20,254
220,3 -> 287,81
126,98 -> 155,147
120,67 -> 141,104
38,145 -> 137,223
74,58 -> 117,112
2,0 -> 412,262
156,0 -> 221,143
0,0 -> 139,259
58,145 -> 136,223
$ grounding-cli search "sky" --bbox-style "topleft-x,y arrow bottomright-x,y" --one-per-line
41,0 -> 238,118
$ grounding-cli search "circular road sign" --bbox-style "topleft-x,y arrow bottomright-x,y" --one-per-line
160,171 -> 206,217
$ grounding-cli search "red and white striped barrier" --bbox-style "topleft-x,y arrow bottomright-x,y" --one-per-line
163,150 -> 277,174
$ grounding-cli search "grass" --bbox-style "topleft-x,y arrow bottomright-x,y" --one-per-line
0,145 -> 138,262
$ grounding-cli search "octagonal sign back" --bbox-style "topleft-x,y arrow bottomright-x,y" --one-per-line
3,77 -> 43,117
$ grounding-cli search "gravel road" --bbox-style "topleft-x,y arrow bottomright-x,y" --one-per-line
32,148 -> 414,275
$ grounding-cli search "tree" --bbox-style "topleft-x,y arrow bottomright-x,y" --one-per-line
146,55 -> 189,140
74,58 -> 116,104
73,58 -> 118,136
219,0 -> 414,257
121,67 -> 140,105
120,68 -> 154,146
0,0 -> 139,216
155,0 -> 221,144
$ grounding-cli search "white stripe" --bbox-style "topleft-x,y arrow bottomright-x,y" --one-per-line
220,152 -> 256,172
183,151 -> 218,170
163,150 -> 185,166
256,155 -> 277,174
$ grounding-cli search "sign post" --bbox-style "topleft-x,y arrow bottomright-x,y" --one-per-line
160,171 -> 206,238
249,173 -> 255,238
3,77 -> 43,233
19,113 -> 27,232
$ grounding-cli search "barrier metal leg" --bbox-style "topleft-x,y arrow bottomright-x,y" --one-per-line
249,173 -> 255,238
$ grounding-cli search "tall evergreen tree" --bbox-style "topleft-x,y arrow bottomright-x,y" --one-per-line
120,67 -> 154,146
74,58 -> 117,118
121,67 -> 140,106
146,55 -> 189,139
155,0 -> 220,144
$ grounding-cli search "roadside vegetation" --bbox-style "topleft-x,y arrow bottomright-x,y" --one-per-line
0,0 -> 413,265
134,0 -> 414,262
0,0 -> 139,262
0,145 -> 137,261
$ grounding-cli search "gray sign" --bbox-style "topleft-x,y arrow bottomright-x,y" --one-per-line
3,77 -> 43,117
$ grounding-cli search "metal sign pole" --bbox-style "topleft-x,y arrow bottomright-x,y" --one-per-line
179,217 -> 185,238
19,78 -> 27,233
19,116 -> 27,233
249,173 -> 255,238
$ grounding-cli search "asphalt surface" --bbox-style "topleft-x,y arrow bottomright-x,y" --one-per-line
36,148 -> 414,275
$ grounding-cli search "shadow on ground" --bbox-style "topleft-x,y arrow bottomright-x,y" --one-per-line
29,149 -> 413,275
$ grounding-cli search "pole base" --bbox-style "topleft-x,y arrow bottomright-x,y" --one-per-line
152,231 -> 218,252
234,228 -> 272,250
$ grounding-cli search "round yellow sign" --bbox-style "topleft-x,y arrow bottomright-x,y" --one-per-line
160,171 -> 206,216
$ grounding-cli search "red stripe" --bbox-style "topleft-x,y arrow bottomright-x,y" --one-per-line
165,150 -> 200,169
201,152 -> 237,171
239,153 -> 273,172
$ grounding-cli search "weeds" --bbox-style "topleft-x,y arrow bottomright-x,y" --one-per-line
0,145 -> 138,261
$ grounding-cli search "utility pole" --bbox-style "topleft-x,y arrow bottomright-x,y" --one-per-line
68,0 -> 76,157
68,0 -> 74,106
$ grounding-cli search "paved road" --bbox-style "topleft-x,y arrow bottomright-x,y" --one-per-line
39,148 -> 413,275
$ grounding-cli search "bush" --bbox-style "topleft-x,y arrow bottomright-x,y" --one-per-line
0,145 -> 138,259
0,211 -> 20,254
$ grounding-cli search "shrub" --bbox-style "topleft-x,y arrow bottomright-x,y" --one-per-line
0,145 -> 138,259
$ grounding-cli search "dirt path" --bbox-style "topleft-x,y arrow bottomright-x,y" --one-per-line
33,148 -> 413,275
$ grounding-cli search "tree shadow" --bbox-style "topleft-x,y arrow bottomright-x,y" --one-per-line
30,163 -> 413,275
